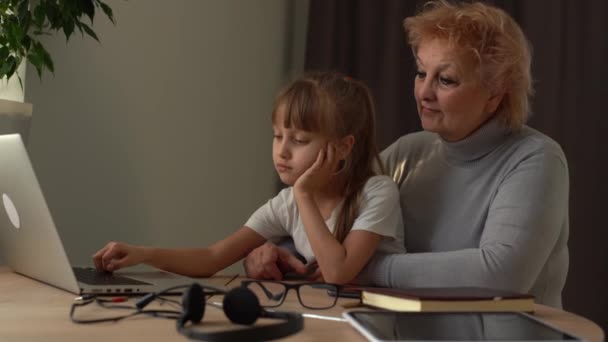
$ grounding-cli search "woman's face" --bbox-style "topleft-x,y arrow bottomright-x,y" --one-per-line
413,38 -> 503,142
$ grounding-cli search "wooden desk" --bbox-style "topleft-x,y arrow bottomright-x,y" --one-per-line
0,267 -> 603,342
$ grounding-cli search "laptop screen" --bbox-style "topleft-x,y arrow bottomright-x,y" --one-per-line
0,134 -> 83,293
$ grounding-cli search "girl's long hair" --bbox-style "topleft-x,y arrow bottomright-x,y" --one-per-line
272,71 -> 384,243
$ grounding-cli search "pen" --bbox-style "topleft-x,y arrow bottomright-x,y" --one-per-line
223,273 -> 239,286
206,274 -> 239,303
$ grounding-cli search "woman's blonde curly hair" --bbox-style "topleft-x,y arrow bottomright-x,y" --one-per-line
404,0 -> 533,130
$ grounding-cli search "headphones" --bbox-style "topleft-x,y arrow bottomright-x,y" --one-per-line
172,283 -> 303,341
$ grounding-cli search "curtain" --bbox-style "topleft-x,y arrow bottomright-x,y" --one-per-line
305,0 -> 424,149
304,0 -> 608,329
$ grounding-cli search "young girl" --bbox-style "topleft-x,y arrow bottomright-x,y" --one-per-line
93,71 -> 405,285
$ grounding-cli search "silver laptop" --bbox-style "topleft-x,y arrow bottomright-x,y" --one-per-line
0,134 -> 194,295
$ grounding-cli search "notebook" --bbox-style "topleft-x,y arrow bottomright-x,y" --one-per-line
0,134 -> 193,295
360,286 -> 535,312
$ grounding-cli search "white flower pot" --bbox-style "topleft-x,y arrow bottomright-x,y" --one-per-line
0,61 -> 32,144
0,99 -> 32,144
0,61 -> 27,102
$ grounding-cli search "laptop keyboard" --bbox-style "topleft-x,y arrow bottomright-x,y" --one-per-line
73,267 -> 151,286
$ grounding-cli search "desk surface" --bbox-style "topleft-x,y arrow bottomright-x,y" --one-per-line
0,267 -> 603,342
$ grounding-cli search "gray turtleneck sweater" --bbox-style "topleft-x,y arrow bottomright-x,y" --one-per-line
357,117 -> 569,308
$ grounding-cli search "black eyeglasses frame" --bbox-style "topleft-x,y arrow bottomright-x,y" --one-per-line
240,280 -> 342,310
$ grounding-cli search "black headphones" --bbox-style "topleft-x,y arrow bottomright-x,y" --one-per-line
176,283 -> 303,341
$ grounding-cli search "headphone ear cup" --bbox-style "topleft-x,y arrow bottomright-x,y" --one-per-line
223,286 -> 261,325
181,283 -> 205,324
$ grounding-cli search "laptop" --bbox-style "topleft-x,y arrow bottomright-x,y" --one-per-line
0,134 -> 194,295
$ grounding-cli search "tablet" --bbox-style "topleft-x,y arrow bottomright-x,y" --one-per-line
343,311 -> 584,342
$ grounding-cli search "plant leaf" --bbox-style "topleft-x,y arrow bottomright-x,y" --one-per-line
80,22 -> 99,42
98,1 -> 115,24
0,46 -> 9,62
17,0 -> 29,22
80,0 -> 95,22
0,56 -> 17,80
63,20 -> 75,40
7,19 -> 25,50
1,0 -> 117,82
63,0 -> 77,17
33,3 -> 47,29
40,45 -> 55,73
27,42 -> 46,79
74,21 -> 83,34
46,2 -> 62,29
21,35 -> 31,50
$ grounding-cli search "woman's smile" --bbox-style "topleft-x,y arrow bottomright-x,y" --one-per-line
420,106 -> 441,115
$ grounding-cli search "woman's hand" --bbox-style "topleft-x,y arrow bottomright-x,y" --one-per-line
294,143 -> 339,197
244,242 -> 308,280
304,261 -> 325,282
92,241 -> 148,272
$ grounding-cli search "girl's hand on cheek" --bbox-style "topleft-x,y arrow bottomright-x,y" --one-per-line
294,143 -> 338,196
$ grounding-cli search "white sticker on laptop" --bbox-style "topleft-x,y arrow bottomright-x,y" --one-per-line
2,193 -> 20,229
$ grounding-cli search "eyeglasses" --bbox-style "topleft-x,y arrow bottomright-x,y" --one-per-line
241,280 -> 341,309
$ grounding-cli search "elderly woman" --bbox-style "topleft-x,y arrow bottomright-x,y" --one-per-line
244,1 -> 569,308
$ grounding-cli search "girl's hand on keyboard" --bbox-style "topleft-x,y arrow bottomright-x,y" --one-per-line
92,241 -> 148,272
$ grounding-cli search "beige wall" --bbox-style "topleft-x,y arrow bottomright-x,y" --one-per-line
23,0 -> 308,273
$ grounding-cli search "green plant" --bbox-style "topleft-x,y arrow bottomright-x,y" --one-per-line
0,0 -> 115,85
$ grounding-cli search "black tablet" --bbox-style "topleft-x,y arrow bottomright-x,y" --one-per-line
343,311 -> 584,342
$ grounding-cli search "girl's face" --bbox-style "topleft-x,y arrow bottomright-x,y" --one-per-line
414,38 -> 503,142
272,106 -> 328,186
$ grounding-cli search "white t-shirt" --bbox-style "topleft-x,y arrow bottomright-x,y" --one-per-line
245,175 -> 405,263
